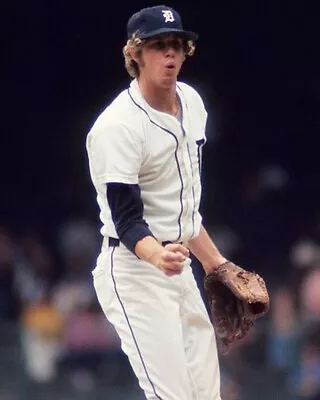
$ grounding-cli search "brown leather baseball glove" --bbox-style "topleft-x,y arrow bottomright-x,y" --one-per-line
204,261 -> 269,353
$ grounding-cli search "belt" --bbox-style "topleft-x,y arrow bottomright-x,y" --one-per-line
108,237 -> 182,248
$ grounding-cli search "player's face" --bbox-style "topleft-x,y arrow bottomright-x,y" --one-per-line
138,35 -> 186,89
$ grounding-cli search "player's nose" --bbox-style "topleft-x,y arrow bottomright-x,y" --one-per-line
165,47 -> 175,57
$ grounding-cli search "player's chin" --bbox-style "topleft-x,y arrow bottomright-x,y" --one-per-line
160,73 -> 178,87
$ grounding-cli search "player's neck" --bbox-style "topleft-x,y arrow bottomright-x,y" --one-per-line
138,78 -> 178,116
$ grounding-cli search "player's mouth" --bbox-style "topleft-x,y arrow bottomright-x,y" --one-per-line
164,61 -> 176,70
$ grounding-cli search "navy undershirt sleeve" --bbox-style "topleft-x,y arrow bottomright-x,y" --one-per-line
106,182 -> 154,253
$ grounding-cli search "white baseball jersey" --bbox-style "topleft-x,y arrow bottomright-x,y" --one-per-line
86,78 -> 207,245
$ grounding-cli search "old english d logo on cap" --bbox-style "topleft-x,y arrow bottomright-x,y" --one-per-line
162,9 -> 175,22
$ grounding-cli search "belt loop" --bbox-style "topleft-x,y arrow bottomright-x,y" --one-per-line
109,237 -> 120,247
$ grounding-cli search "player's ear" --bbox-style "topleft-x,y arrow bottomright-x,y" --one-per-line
128,47 -> 140,63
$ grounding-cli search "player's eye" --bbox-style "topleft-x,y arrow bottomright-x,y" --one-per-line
148,39 -> 184,51
151,40 -> 166,50
169,39 -> 184,51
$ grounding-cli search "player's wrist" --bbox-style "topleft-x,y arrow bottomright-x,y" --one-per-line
203,257 -> 229,274
135,236 -> 165,268
146,248 -> 164,269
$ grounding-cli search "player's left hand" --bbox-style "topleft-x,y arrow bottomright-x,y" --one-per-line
204,261 -> 269,353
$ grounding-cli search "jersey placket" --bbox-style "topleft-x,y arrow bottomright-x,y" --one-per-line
178,121 -> 195,240
179,99 -> 196,240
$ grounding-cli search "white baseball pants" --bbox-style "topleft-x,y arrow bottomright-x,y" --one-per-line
92,243 -> 221,400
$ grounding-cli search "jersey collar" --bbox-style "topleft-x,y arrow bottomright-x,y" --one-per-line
128,79 -> 189,135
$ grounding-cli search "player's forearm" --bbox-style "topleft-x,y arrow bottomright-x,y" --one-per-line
134,235 -> 165,267
188,225 -> 227,274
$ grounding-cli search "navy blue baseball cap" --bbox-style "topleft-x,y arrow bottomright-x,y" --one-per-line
127,5 -> 198,41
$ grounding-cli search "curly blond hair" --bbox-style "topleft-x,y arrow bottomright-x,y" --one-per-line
122,34 -> 196,78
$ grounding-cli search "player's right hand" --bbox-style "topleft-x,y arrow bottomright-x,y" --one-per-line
157,243 -> 190,277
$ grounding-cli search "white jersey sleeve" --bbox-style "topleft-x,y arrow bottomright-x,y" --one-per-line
87,121 -> 143,185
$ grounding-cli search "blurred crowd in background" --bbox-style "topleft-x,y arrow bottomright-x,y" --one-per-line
1,159 -> 320,400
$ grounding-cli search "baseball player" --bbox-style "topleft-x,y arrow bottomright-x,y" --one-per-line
86,5 -> 269,400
